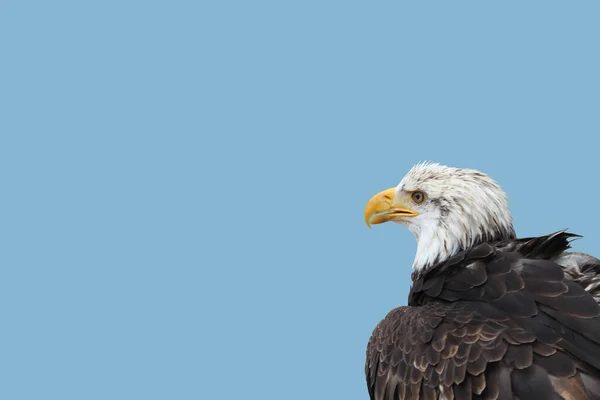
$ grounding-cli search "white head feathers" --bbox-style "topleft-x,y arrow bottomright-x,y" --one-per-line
396,162 -> 515,271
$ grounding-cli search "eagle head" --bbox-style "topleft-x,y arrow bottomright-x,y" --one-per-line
364,162 -> 516,271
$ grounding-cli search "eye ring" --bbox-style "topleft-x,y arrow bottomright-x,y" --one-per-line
411,191 -> 426,204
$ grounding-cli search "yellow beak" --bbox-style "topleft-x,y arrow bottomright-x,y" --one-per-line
364,188 -> 418,228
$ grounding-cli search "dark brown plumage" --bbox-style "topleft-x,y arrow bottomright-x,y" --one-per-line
366,232 -> 600,400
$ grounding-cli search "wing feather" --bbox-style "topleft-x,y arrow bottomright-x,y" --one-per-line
366,232 -> 600,399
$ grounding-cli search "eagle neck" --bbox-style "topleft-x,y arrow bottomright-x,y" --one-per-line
411,224 -> 515,274
412,224 -> 457,272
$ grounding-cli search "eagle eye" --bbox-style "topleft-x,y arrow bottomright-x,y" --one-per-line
411,191 -> 426,204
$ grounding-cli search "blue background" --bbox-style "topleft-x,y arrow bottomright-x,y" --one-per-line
2,1 -> 599,399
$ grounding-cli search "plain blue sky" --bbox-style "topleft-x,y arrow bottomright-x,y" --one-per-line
2,1 -> 600,399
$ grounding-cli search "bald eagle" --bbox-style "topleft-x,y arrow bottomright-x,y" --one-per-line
364,163 -> 600,400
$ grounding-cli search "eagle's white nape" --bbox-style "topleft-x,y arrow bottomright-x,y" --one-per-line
395,162 -> 516,271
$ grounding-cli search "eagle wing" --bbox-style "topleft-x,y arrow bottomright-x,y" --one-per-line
366,234 -> 600,400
